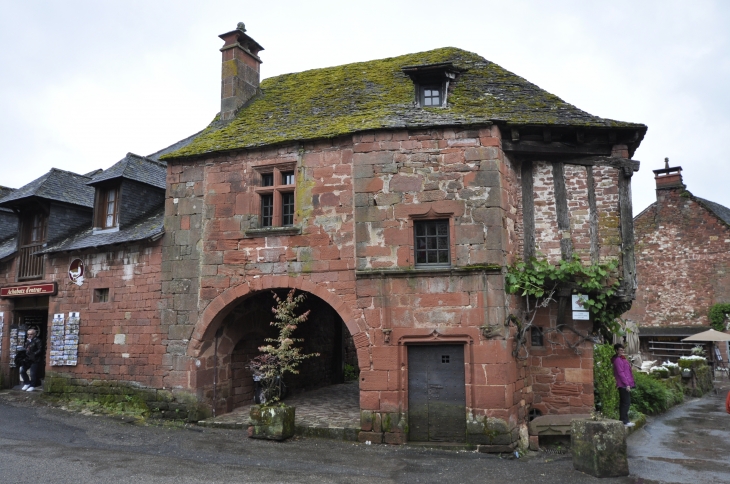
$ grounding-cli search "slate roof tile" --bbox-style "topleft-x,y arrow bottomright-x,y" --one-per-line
0,169 -> 94,208
164,47 -> 646,160
0,236 -> 17,260
40,208 -> 164,254
696,197 -> 730,226
89,153 -> 167,189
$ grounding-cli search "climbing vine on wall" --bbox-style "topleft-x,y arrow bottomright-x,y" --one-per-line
593,343 -> 619,419
708,303 -> 730,331
505,255 -> 625,359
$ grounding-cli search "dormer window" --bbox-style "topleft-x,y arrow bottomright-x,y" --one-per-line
402,62 -> 461,108
421,86 -> 442,107
95,185 -> 120,230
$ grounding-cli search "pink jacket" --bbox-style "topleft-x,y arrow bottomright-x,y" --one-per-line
612,355 -> 635,389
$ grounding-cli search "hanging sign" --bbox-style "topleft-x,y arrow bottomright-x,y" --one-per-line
1,282 -> 57,298
572,294 -> 590,320
68,259 -> 85,286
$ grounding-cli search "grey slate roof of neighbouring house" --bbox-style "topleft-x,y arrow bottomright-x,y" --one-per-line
0,169 -> 94,208
0,235 -> 17,261
88,153 -> 167,189
696,197 -> 730,226
164,47 -> 647,160
40,208 -> 164,254
0,186 -> 18,240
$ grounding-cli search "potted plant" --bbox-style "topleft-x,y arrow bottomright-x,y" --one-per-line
247,289 -> 318,441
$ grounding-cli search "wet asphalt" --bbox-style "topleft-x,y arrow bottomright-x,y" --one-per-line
0,382 -> 729,484
626,379 -> 730,483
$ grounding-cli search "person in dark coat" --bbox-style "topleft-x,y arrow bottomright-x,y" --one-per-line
612,343 -> 636,427
19,328 -> 43,391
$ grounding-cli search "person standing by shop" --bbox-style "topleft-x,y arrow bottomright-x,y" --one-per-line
19,327 -> 43,391
612,343 -> 635,427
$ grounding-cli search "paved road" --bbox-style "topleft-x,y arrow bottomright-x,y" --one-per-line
1,385 -> 728,484
627,380 -> 730,483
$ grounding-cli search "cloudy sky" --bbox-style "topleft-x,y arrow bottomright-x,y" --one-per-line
1,0 -> 728,214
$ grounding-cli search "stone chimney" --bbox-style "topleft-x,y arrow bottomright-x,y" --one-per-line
219,22 -> 264,122
653,157 -> 685,191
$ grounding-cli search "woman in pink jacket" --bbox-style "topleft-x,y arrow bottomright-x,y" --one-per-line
612,343 -> 636,427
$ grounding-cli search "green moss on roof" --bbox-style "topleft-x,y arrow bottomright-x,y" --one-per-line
165,47 -> 644,159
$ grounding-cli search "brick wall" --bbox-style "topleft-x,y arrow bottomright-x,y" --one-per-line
529,304 -> 595,416
627,188 -> 730,327
44,242 -> 164,387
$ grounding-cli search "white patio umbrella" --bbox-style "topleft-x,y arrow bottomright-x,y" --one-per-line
681,329 -> 730,342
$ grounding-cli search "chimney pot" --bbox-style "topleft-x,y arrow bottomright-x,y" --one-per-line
219,22 -> 264,122
652,160 -> 684,193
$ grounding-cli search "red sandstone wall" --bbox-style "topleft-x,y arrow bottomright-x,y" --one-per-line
627,189 -> 730,327
44,244 -> 164,387
529,304 -> 595,415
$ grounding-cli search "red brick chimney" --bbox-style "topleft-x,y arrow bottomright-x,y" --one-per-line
653,157 -> 685,191
219,22 -> 264,122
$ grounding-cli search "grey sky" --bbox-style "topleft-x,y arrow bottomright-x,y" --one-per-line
1,0 -> 728,215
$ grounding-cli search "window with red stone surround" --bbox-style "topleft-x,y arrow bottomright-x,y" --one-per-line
414,219 -> 450,267
254,165 -> 296,227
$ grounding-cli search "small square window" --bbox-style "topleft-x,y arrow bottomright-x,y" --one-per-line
531,326 -> 544,347
442,355 -> 450,363
421,86 -> 442,107
94,288 -> 109,303
414,220 -> 450,266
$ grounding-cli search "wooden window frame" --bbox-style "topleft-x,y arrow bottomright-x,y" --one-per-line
22,211 -> 47,246
420,84 -> 443,107
95,185 -> 120,229
253,165 -> 296,228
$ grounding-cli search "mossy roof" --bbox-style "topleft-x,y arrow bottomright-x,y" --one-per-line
165,47 -> 645,160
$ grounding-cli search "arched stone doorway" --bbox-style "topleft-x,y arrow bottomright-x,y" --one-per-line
192,287 -> 359,416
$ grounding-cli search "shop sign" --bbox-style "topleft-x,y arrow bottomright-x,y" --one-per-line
0,282 -> 57,298
68,258 -> 85,286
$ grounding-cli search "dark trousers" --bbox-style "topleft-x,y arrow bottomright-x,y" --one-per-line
19,362 -> 40,387
618,387 -> 631,424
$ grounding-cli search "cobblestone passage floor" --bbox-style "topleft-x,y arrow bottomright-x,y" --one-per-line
198,381 -> 360,433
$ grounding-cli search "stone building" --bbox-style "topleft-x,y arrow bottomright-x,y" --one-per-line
0,154 -> 171,390
625,162 -> 730,361
0,23 -> 646,449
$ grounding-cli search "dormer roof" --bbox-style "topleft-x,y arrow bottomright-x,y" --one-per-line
88,153 -> 167,190
0,168 -> 94,208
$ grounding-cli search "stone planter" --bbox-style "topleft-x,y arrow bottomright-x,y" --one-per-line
248,404 -> 295,441
681,368 -> 692,378
571,419 -> 629,478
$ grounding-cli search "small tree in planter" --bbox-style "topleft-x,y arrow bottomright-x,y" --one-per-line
247,289 -> 319,440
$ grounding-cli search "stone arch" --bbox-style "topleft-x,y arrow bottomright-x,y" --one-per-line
188,275 -> 364,359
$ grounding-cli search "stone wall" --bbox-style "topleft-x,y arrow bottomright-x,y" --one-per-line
529,304 -> 595,416
627,187 -> 730,327
43,243 -> 165,388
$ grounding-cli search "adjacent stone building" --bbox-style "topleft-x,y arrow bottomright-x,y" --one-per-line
626,161 -> 730,360
0,23 -> 647,449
